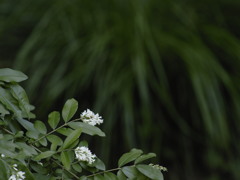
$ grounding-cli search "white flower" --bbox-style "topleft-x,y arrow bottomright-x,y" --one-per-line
8,171 -> 25,180
80,109 -> 103,126
8,164 -> 26,180
1,154 -> 5,158
37,161 -> 43,166
149,163 -> 168,172
75,146 -> 96,164
13,164 -> 18,171
8,174 -> 17,180
16,171 -> 25,180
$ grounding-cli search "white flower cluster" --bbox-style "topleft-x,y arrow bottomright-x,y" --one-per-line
75,146 -> 96,164
80,109 -> 103,126
8,164 -> 25,180
149,163 -> 168,172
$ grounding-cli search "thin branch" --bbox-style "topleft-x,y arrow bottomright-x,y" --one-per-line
0,127 -> 14,135
86,167 -> 121,178
32,118 -> 81,144
30,145 -> 79,180
52,159 -> 79,180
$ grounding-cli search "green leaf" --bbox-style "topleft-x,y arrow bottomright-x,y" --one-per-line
34,120 -> 47,134
0,140 -> 17,157
93,175 -> 105,180
118,149 -> 143,167
0,159 -> 10,179
91,158 -> 106,171
117,170 -> 127,180
34,151 -> 56,161
1,134 -> 13,141
79,176 -> 87,180
0,103 -> 10,117
8,117 -> 27,133
134,153 -> 156,164
0,120 -> 5,126
54,168 -> 63,177
39,137 -> 48,146
136,164 -> 164,180
72,164 -> 82,173
9,84 -> 35,119
66,139 -> 79,150
47,135 -> 63,145
0,87 -> 22,118
26,130 -> 39,139
30,162 -> 48,174
61,151 -> 71,170
62,128 -> 82,149
16,118 -> 35,131
14,131 -> 24,138
122,166 -> 139,179
48,111 -> 60,129
49,176 -> 58,180
80,162 -> 98,173
33,174 -> 50,180
47,135 -> 63,151
104,172 -> 118,180
0,68 -> 28,82
62,98 -> 78,122
56,128 -> 73,136
16,142 -> 38,156
68,122 -> 105,137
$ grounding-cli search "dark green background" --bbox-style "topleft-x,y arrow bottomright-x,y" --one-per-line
1,0 -> 240,179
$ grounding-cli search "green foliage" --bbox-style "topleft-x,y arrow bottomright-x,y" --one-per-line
62,128 -> 82,149
136,165 -> 164,180
118,149 -> 143,167
62,98 -> 78,123
68,122 -> 105,137
0,68 -> 28,83
134,153 -> 156,165
0,159 -> 10,179
34,151 -> 56,161
0,68 -> 165,179
48,111 -> 60,129
2,1 -> 240,179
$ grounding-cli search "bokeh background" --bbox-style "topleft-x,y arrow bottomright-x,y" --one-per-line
1,0 -> 240,179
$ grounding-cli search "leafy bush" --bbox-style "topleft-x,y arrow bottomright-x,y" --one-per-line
0,68 -> 166,180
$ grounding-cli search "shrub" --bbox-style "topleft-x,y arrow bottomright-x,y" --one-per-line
0,68 -> 166,180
